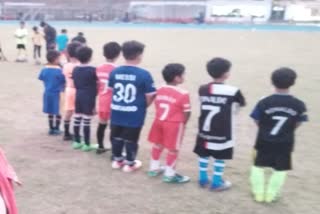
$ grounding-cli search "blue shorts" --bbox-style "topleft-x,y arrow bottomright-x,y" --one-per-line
43,92 -> 60,115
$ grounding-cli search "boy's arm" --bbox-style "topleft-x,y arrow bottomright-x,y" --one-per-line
144,72 -> 157,107
296,102 -> 308,128
184,112 -> 191,124
146,93 -> 156,107
182,93 -> 192,124
250,102 -> 262,126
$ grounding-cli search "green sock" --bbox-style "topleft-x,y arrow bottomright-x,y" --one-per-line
266,170 -> 287,203
250,166 -> 265,202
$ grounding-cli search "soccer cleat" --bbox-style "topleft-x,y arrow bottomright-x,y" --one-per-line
122,160 -> 143,173
163,174 -> 191,184
96,148 -> 110,154
147,167 -> 165,177
210,180 -> 232,192
254,194 -> 265,203
81,144 -> 98,152
265,194 -> 279,203
63,135 -> 73,141
198,180 -> 210,188
111,160 -> 125,169
72,142 -> 83,150
48,129 -> 55,136
53,129 -> 62,135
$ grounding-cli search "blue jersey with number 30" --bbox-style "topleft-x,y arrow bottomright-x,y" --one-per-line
108,65 -> 156,128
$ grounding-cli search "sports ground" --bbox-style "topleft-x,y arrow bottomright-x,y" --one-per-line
0,22 -> 319,213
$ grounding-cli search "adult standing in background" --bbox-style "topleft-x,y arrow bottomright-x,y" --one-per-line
14,21 -> 28,62
71,32 -> 87,45
40,21 -> 57,51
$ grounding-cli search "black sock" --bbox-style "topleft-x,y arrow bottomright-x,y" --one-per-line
55,115 -> 61,130
111,138 -> 124,161
64,120 -> 71,136
97,123 -> 107,149
83,118 -> 91,146
125,141 -> 138,166
73,116 -> 82,143
48,115 -> 54,130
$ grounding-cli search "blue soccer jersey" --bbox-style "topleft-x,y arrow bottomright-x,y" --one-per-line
108,65 -> 156,128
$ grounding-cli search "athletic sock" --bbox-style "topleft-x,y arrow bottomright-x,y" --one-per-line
250,166 -> 265,200
83,117 -> 91,146
212,159 -> 225,187
48,115 -> 54,130
111,138 -> 125,161
198,157 -> 209,182
164,151 -> 178,177
266,170 -> 287,202
125,141 -> 138,166
73,115 -> 82,143
55,115 -> 61,130
150,144 -> 163,171
97,123 -> 107,149
64,120 -> 71,136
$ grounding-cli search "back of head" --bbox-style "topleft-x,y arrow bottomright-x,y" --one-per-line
103,42 -> 121,60
62,29 -> 67,34
122,40 -> 145,61
46,50 -> 60,64
20,21 -> 25,27
78,32 -> 84,36
76,46 -> 93,64
272,67 -> 297,89
33,26 -> 38,32
162,63 -> 185,83
67,42 -> 83,58
40,21 -> 46,27
207,57 -> 232,79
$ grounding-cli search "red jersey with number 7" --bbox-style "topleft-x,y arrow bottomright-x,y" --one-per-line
154,85 -> 191,122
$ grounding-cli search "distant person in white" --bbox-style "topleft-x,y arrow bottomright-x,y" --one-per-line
14,21 -> 28,62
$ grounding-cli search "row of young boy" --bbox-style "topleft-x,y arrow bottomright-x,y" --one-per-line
38,40 -> 308,204
15,21 -> 86,63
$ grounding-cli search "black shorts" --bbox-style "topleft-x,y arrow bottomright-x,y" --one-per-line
110,125 -> 142,143
254,150 -> 292,171
75,95 -> 95,116
17,44 -> 26,50
193,137 -> 233,160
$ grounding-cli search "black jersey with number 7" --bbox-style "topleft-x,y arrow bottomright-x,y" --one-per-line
251,94 -> 308,153
197,83 -> 246,151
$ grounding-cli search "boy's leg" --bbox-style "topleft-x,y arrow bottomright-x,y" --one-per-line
123,127 -> 142,172
48,114 -> 54,134
198,157 -> 209,187
250,166 -> 265,202
54,115 -> 62,130
63,110 -> 73,140
149,143 -> 164,172
211,159 -> 231,191
148,120 -> 164,175
96,113 -> 109,154
82,115 -> 96,152
265,170 -> 287,203
111,125 -> 125,169
72,114 -> 82,149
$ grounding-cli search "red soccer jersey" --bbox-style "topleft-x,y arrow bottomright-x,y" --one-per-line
96,63 -> 116,96
154,85 -> 191,123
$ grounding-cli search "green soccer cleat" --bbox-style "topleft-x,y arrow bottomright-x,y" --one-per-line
163,174 -> 191,184
81,144 -> 98,152
72,142 -> 83,150
148,168 -> 165,177
254,194 -> 265,203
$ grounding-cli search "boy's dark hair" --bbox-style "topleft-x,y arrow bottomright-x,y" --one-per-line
67,42 -> 82,58
122,40 -> 145,60
103,42 -> 121,60
272,67 -> 297,89
33,26 -> 38,32
20,21 -> 25,25
46,50 -> 60,64
40,21 -> 46,27
78,32 -> 84,36
61,29 -> 67,33
76,46 -> 93,63
207,57 -> 232,79
162,63 -> 185,83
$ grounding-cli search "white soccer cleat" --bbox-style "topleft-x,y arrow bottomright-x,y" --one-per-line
122,160 -> 142,173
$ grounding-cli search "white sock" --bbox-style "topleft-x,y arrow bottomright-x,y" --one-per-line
164,166 -> 175,177
150,159 -> 160,171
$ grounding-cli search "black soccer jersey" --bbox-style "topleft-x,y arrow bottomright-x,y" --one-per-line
250,94 -> 308,153
197,83 -> 246,151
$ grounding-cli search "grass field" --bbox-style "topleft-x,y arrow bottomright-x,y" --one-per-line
0,24 -> 319,214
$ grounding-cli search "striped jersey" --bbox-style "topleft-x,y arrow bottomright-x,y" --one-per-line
197,83 -> 246,151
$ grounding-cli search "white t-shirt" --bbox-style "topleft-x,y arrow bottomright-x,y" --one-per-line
15,28 -> 28,45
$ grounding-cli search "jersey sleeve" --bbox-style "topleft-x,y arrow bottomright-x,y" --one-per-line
234,90 -> 246,107
181,93 -> 191,112
108,71 -> 115,89
298,102 -> 308,122
144,72 -> 156,95
250,101 -> 263,121
38,69 -> 45,81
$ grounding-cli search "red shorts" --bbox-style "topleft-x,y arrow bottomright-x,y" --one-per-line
98,94 -> 111,121
148,120 -> 185,150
